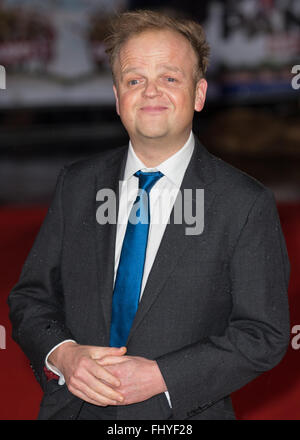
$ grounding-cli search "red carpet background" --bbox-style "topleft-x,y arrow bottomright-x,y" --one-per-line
0,203 -> 299,420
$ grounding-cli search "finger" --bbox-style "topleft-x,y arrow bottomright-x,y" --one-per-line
90,346 -> 127,360
92,363 -> 122,388
69,368 -> 124,402
72,356 -> 122,391
96,355 -> 129,366
68,382 -> 119,407
83,371 -> 125,403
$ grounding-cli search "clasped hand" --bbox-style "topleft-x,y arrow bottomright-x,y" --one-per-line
51,343 -> 167,407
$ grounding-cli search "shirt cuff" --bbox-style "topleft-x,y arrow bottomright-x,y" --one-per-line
45,339 -> 76,385
165,391 -> 172,408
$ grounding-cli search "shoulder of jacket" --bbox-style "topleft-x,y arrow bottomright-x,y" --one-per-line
61,144 -> 128,177
208,150 -> 269,200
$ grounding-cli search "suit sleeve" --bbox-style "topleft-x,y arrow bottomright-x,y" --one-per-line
8,167 -> 75,390
156,187 -> 290,419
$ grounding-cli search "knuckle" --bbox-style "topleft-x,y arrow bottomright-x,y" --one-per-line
73,369 -> 82,380
68,375 -> 75,386
74,359 -> 89,378
78,356 -> 89,368
121,389 -> 128,402
68,375 -> 78,388
67,382 -> 76,395
114,367 -> 122,378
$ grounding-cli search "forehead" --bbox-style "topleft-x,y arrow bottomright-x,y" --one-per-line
115,29 -> 197,72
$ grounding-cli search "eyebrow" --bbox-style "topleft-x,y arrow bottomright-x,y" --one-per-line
159,64 -> 183,74
121,67 -> 141,76
121,64 -> 184,77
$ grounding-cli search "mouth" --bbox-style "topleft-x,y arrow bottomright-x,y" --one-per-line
140,106 -> 168,113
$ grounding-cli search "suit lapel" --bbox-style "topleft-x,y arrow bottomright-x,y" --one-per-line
127,138 -> 217,344
94,146 -> 128,339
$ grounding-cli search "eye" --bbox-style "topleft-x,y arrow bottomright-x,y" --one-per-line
128,79 -> 140,86
166,77 -> 176,82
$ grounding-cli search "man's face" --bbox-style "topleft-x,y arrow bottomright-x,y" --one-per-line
113,29 -> 207,147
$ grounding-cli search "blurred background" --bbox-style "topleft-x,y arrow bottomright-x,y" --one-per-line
0,0 -> 299,420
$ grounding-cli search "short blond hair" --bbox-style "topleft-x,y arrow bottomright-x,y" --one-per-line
105,9 -> 210,82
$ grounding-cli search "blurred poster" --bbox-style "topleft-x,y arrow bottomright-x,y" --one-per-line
0,0 -> 126,108
0,0 -> 299,108
205,0 -> 300,100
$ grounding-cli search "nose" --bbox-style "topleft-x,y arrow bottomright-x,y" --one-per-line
142,80 -> 162,98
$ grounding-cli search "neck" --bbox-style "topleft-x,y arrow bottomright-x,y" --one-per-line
130,133 -> 191,167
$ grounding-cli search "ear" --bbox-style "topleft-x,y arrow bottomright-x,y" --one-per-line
194,78 -> 207,112
113,84 -> 120,116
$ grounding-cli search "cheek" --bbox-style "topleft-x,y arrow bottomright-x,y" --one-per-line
117,94 -> 139,128
169,89 -> 195,115
118,91 -> 137,115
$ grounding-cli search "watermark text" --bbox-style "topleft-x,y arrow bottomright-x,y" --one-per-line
0,65 -> 6,90
0,325 -> 6,349
291,324 -> 300,350
291,65 -> 300,90
96,183 -> 204,236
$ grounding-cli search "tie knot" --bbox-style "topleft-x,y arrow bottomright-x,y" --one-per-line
134,170 -> 164,193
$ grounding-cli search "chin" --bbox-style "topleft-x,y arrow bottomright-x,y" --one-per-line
139,132 -> 169,141
137,127 -> 169,140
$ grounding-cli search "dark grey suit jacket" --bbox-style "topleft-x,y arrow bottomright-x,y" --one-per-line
8,136 -> 290,420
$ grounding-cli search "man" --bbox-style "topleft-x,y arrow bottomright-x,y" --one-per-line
8,10 -> 290,420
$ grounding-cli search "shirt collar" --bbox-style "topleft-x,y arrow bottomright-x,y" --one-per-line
124,131 -> 195,188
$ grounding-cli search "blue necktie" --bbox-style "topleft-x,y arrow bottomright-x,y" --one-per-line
109,170 -> 164,347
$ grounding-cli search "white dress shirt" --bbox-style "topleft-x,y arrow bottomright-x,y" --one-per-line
45,131 -> 195,406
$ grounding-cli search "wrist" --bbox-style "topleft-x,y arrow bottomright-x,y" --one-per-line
48,341 -> 77,373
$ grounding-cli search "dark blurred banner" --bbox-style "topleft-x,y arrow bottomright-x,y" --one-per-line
0,0 -> 299,108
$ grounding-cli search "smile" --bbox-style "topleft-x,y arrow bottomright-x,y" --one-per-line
140,106 -> 168,113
